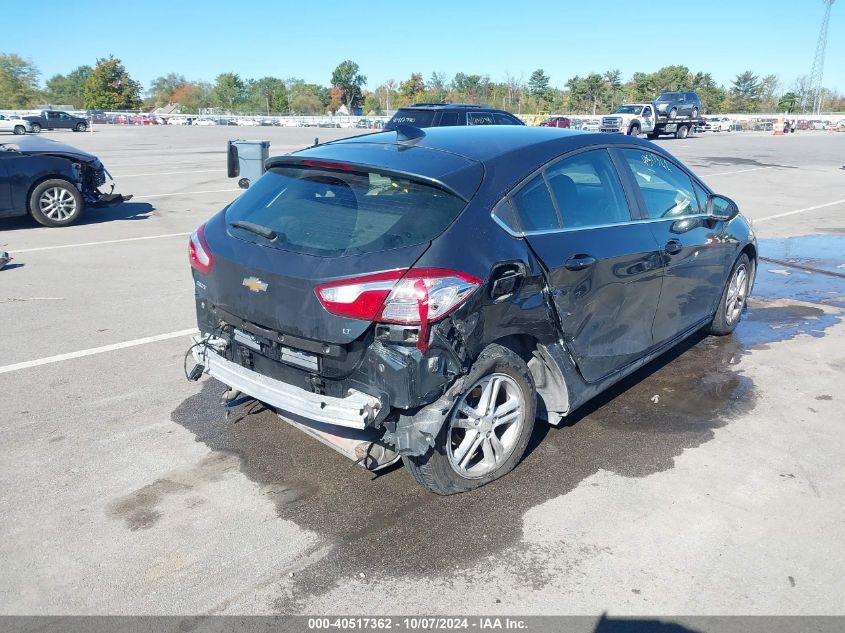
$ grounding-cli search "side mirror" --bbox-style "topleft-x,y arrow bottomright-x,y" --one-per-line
707,194 -> 739,221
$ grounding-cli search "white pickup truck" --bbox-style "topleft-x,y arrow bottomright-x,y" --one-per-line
600,103 -> 704,139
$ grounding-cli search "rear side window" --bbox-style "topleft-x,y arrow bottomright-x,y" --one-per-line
512,175 -> 560,231
388,110 -> 436,128
225,166 -> 466,257
439,111 -> 461,126
508,149 -> 633,233
546,150 -> 631,228
467,112 -> 496,125
493,112 -> 523,125
621,149 -> 702,219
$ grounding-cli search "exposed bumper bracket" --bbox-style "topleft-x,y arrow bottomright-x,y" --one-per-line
195,343 -> 381,430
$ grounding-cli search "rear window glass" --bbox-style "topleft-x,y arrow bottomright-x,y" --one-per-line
387,110 -> 436,128
225,165 -> 466,257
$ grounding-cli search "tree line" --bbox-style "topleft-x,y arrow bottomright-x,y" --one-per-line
2,52 -> 843,115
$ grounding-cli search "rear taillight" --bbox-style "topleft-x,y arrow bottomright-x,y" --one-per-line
189,224 -> 213,274
315,268 -> 483,351
315,270 -> 406,321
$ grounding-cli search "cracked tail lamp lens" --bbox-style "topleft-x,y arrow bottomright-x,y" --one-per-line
379,273 -> 481,323
316,268 -> 481,323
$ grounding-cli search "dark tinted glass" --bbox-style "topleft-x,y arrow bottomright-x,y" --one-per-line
388,109 -> 436,128
439,111 -> 460,126
545,149 -> 631,228
512,175 -> 560,231
493,112 -> 522,125
226,166 -> 465,257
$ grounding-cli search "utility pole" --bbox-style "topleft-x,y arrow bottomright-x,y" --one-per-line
807,0 -> 836,115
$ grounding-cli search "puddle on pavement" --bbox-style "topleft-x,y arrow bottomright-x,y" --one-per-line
166,233 -> 843,610
171,332 -> 754,610
738,302 -> 837,348
744,235 -> 845,345
107,452 -> 239,531
689,156 -> 798,170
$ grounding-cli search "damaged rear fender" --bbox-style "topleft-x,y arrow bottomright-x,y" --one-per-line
383,374 -> 469,457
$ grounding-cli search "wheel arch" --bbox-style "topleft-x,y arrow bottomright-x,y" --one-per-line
488,333 -> 571,425
740,242 -> 758,291
26,175 -> 80,218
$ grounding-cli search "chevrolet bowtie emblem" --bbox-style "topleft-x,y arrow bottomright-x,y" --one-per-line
242,277 -> 268,293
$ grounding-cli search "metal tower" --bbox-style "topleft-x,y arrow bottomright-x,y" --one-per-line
808,0 -> 836,114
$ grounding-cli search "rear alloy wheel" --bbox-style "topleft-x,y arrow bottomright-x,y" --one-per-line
29,179 -> 84,227
13,125 -> 25,135
402,344 -> 536,495
75,122 -> 87,132
710,254 -> 751,335
30,122 -> 41,133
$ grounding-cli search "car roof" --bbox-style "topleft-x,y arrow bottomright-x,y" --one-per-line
330,125 -> 650,162
287,126 -> 661,200
401,103 -> 498,110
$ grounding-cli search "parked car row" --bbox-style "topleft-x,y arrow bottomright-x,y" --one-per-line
697,117 -> 742,133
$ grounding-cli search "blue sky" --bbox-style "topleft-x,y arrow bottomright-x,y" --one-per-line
3,0 -> 843,94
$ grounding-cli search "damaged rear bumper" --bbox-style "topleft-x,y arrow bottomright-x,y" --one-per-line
90,192 -> 133,207
193,336 -> 382,429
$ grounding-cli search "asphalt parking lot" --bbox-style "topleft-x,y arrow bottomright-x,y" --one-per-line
1,126 -> 843,616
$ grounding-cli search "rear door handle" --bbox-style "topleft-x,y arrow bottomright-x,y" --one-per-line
564,255 -> 596,271
664,240 -> 683,255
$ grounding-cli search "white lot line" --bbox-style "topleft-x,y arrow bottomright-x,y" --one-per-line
104,160 -> 222,169
0,329 -> 198,375
114,169 -> 223,178
11,233 -> 191,254
134,188 -> 240,200
755,198 -> 845,223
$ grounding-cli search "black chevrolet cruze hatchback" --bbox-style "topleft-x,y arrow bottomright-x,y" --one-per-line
189,126 -> 756,494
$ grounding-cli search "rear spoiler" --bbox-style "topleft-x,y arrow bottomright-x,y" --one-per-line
263,155 -> 471,202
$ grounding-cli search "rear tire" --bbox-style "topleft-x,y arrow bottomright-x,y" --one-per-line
675,124 -> 689,139
29,179 -> 84,227
710,254 -> 751,335
402,344 -> 537,495
692,107 -> 699,118
75,122 -> 87,132
13,125 -> 25,135
30,122 -> 41,133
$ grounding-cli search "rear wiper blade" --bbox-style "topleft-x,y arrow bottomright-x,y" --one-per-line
231,220 -> 277,241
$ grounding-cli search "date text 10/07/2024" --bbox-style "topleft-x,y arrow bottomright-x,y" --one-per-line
307,617 -> 529,630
